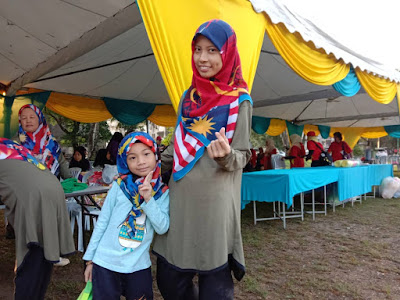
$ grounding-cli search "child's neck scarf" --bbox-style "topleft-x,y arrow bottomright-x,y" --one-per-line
173,19 -> 251,181
116,132 -> 168,241
18,104 -> 61,176
0,138 -> 46,170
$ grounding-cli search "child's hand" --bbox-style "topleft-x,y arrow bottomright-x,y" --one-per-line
138,171 -> 153,203
207,127 -> 231,159
84,263 -> 93,282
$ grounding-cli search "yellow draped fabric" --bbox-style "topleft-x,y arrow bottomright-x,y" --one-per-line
265,16 -> 349,86
355,68 -> 397,104
147,105 -> 177,127
137,0 -> 266,111
330,127 -> 364,149
303,125 -> 320,137
360,127 -> 387,139
46,93 -> 111,123
266,119 -> 287,136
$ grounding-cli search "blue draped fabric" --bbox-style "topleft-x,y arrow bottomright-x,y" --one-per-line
332,67 -> 360,97
318,125 -> 331,139
1,92 -> 50,138
384,125 -> 400,138
241,165 -> 392,209
103,97 -> 156,125
252,116 -> 271,134
286,121 -> 304,137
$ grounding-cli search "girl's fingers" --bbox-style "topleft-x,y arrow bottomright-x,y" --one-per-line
207,145 -> 214,159
144,171 -> 153,184
213,140 -> 224,157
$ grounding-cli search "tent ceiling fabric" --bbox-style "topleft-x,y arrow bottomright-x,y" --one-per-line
249,0 -> 400,82
0,1 -> 398,129
27,23 -> 171,104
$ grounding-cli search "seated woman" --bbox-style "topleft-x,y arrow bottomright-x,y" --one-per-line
17,104 -> 71,179
0,138 -> 75,299
69,146 -> 91,172
93,148 -> 113,168
282,134 -> 305,168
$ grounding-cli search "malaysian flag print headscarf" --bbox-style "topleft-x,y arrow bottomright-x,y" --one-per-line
18,104 -> 61,176
172,19 -> 252,181
116,132 -> 168,240
0,138 -> 46,170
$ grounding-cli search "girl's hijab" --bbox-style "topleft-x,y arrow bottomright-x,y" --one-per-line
116,132 -> 168,241
18,104 -> 61,175
69,146 -> 90,171
173,19 -> 252,181
0,138 -> 45,170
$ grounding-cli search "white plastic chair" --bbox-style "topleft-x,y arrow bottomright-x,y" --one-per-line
69,167 -> 82,179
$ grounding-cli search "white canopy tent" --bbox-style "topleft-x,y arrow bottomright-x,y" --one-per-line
0,0 -> 399,128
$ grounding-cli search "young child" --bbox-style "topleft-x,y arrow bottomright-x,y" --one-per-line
83,132 -> 169,300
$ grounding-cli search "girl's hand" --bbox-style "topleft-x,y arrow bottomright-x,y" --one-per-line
207,127 -> 231,159
84,263 -> 93,282
138,171 -> 153,203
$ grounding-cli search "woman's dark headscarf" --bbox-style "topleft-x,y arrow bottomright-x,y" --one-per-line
69,146 -> 91,171
106,132 -> 123,164
93,149 -> 112,168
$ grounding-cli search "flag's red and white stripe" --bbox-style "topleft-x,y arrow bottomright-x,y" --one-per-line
173,122 -> 204,173
225,99 -> 239,142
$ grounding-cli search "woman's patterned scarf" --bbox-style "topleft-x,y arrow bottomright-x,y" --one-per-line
0,138 -> 45,170
172,19 -> 251,181
116,132 -> 168,241
18,104 -> 61,176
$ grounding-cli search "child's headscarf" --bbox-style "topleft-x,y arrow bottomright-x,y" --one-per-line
173,19 -> 252,181
18,104 -> 61,176
116,132 -> 168,240
0,138 -> 45,170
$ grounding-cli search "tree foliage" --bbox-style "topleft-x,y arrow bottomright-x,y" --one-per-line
250,129 -> 284,150
161,127 -> 174,146
43,108 -> 112,158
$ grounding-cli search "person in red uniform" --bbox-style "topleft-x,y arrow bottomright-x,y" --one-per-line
328,132 -> 352,162
305,131 -> 324,167
283,134 -> 305,168
256,147 -> 264,171
263,138 -> 278,170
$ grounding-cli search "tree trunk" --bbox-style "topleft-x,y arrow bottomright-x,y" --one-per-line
87,122 -> 100,159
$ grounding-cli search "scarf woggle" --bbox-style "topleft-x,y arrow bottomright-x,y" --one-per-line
173,19 -> 249,181
0,138 -> 46,170
18,104 -> 61,176
116,132 -> 168,249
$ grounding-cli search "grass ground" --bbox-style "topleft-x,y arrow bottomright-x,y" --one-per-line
0,192 -> 400,299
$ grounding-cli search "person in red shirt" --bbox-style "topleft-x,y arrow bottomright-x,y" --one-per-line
328,132 -> 352,162
263,138 -> 278,170
283,134 -> 305,168
305,131 -> 325,167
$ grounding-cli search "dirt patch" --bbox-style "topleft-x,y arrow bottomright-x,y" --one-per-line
0,196 -> 399,299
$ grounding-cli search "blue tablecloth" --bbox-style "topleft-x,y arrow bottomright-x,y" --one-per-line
337,165 -> 371,201
241,167 -> 340,208
368,164 -> 393,186
241,164 -> 394,209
